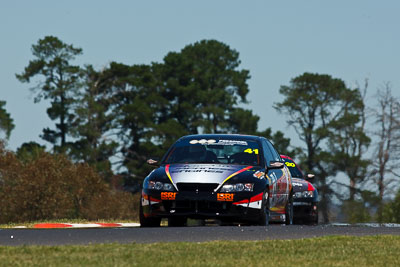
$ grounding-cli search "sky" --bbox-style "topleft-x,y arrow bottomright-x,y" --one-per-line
1,0 -> 400,152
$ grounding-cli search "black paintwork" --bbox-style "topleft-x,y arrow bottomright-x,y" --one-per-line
142,164 -> 268,222
142,134 -> 291,225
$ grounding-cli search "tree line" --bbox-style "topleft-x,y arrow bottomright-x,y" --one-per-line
1,36 -> 400,223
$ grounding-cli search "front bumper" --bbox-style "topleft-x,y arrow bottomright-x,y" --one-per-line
293,200 -> 318,221
141,189 -> 264,222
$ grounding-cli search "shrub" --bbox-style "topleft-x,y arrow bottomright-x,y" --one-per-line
341,199 -> 372,223
0,141 -> 138,223
382,190 -> 400,223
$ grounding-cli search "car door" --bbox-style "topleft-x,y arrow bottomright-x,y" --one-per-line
261,140 -> 280,211
264,140 -> 291,213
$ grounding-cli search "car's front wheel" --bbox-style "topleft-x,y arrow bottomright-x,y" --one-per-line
258,191 -> 270,226
306,204 -> 318,225
285,193 -> 294,225
139,197 -> 161,227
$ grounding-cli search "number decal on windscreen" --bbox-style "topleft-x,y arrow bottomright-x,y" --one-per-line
285,162 -> 295,167
244,148 -> 259,154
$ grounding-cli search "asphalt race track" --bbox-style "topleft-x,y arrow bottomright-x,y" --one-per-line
1,224 -> 400,246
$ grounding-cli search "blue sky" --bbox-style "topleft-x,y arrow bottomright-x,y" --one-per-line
1,0 -> 399,151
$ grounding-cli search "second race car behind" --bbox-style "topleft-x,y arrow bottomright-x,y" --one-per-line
281,155 -> 318,225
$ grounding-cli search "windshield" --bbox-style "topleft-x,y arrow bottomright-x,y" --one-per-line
163,138 -> 262,166
282,157 -> 304,178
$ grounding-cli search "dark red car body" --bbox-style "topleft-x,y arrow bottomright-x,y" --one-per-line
281,155 -> 318,224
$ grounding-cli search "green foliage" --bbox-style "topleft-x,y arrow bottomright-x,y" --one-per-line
106,40 -> 262,181
161,39 -> 251,134
326,83 -> 370,201
0,101 -> 14,139
16,141 -> 46,162
370,85 -> 400,222
275,72 -> 354,167
16,36 -> 296,188
103,62 -> 168,181
257,127 -> 300,157
16,36 -> 83,151
228,108 -> 259,134
275,72 -> 369,222
341,200 -> 372,223
68,65 -> 118,181
382,189 -> 400,223
0,140 -> 136,223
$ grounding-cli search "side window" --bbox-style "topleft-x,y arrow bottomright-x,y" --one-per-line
262,140 -> 274,166
265,140 -> 281,162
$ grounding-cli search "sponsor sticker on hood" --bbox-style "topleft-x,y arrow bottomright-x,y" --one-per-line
165,164 -> 253,185
188,139 -> 248,146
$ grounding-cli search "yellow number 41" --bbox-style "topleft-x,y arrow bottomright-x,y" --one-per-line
244,148 -> 259,154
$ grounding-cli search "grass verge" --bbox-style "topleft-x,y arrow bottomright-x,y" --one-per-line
0,235 -> 399,266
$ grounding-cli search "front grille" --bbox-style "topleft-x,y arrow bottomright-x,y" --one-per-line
176,183 -> 219,192
163,200 -> 231,213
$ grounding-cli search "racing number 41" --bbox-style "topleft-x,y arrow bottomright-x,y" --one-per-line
244,148 -> 258,154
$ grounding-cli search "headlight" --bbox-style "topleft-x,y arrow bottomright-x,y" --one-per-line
220,183 -> 254,192
147,181 -> 175,191
163,183 -> 174,191
155,181 -> 163,190
294,191 -> 314,198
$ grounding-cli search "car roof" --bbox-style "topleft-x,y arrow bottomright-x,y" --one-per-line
179,134 -> 264,142
280,154 -> 294,161
280,154 -> 306,176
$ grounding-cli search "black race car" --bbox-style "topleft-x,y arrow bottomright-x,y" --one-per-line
281,155 -> 318,225
140,134 -> 293,227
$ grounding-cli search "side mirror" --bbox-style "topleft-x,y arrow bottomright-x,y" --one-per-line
269,161 -> 284,169
305,173 -> 315,182
147,158 -> 160,166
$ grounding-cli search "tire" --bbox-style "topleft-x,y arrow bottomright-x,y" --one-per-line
285,193 -> 294,225
258,191 -> 270,226
306,206 -> 318,225
168,216 -> 187,227
314,212 -> 319,225
139,197 -> 161,227
307,216 -> 318,226
219,220 -> 232,226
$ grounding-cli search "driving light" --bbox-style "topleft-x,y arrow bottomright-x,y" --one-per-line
163,183 -> 173,191
155,182 -> 163,190
294,191 -> 314,198
221,183 -> 254,192
235,183 -> 245,191
221,184 -> 234,192
147,181 -> 175,191
148,181 -> 156,189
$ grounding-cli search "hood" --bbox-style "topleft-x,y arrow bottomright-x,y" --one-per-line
292,177 -> 312,192
164,164 -> 256,185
